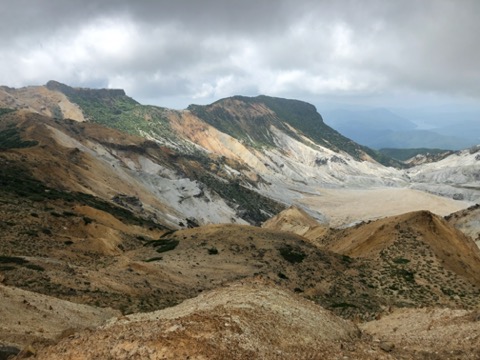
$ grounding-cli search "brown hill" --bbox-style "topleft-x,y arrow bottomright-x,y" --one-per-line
262,205 -> 329,243
326,210 -> 480,281
322,210 -> 480,308
0,85 -> 85,121
31,282 -> 395,360
361,307 -> 480,359
0,284 -> 119,350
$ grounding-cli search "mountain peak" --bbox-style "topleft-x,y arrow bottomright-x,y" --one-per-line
46,80 -> 127,97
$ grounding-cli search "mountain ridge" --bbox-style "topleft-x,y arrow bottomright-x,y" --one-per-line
1,81 -> 480,359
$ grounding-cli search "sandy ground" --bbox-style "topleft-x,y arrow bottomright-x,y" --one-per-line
299,187 -> 471,227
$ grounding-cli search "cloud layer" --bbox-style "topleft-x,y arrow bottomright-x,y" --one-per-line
2,0 -> 480,108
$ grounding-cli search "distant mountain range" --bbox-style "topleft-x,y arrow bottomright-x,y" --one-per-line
323,107 -> 479,150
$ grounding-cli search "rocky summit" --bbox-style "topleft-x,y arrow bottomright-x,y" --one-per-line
0,81 -> 479,359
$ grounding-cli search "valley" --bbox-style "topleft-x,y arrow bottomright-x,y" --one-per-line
0,82 -> 479,359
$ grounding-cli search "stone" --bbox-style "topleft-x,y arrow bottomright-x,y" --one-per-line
379,341 -> 395,352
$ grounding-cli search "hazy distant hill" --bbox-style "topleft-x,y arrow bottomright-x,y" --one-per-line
323,107 -> 477,150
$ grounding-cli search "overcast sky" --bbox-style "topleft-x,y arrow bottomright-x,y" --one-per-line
2,0 -> 480,111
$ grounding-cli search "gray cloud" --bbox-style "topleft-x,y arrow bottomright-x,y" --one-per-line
2,0 -> 480,108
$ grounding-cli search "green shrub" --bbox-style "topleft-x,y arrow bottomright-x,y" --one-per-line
144,257 -> 163,262
393,257 -> 410,264
330,302 -> 357,308
144,239 -> 180,253
279,245 -> 306,264
25,264 -> 45,271
208,247 -> 219,255
0,256 -> 28,265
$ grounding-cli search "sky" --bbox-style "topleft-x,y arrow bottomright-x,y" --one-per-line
2,0 -> 480,113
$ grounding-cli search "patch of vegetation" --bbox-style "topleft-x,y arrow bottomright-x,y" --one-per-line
393,257 -> 410,264
279,245 -> 306,264
341,255 -> 353,264
197,173 -> 285,225
379,147 -> 453,161
0,265 -> 16,271
0,256 -> 28,265
0,256 -> 44,272
395,268 -> 415,283
47,81 -> 179,145
41,228 -> 52,235
144,239 -> 180,253
0,163 -> 166,229
0,126 -> 38,149
25,264 -> 45,271
208,247 -> 219,255
188,103 -> 275,148
330,302 -> 358,308
144,257 -> 163,262
0,108 -> 14,117
192,95 -> 403,167
21,229 -> 38,237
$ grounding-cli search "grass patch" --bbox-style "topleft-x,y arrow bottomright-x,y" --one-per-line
393,257 -> 410,264
330,302 -> 357,308
25,264 -> 45,271
144,239 -> 180,253
208,247 -> 219,255
279,245 -> 306,264
0,126 -> 38,150
144,257 -> 163,262
0,256 -> 28,265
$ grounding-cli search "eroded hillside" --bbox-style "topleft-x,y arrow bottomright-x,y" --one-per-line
0,82 -> 479,359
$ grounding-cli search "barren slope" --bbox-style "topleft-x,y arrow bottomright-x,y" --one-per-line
262,206 -> 329,242
361,307 -> 480,359
0,285 -> 119,350
32,282 -> 395,360
0,85 -> 85,121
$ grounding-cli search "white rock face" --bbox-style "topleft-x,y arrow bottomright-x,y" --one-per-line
45,107 -> 480,228
407,147 -> 480,202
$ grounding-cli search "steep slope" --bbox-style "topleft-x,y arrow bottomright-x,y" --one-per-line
188,95 -> 401,167
0,110 -> 284,227
262,206 -> 329,242
3,81 -> 473,228
0,84 -> 85,121
322,211 -> 480,308
379,147 -> 454,163
407,145 -> 480,202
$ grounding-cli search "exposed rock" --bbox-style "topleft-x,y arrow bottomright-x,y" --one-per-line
33,283 -> 377,360
379,341 -> 395,352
